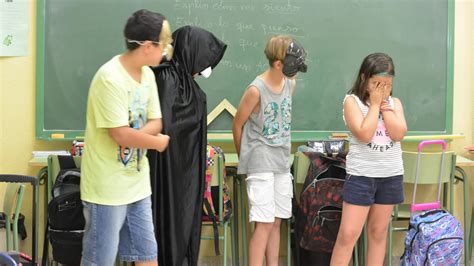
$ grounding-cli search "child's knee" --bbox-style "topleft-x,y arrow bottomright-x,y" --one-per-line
367,224 -> 389,242
337,227 -> 361,245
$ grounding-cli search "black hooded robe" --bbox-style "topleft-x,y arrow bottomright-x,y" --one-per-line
147,26 -> 227,266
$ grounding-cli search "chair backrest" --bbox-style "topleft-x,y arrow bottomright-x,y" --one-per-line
205,150 -> 230,222
3,183 -> 25,251
402,151 -> 455,184
293,151 -> 311,184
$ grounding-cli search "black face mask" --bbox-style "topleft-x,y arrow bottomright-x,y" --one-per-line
282,41 -> 308,77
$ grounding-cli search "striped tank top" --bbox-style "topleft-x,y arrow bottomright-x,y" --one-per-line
342,94 -> 404,178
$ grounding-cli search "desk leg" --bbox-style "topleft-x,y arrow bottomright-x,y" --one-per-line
33,182 -> 39,264
455,166 -> 469,265
231,169 -> 239,266
238,175 -> 248,266
36,167 -> 48,265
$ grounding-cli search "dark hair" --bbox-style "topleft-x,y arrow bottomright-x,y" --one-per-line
348,53 -> 395,105
123,9 -> 165,50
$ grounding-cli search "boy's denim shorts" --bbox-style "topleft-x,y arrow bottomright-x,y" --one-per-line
81,196 -> 157,266
342,174 -> 404,206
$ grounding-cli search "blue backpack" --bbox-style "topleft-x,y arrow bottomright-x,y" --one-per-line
400,209 -> 463,265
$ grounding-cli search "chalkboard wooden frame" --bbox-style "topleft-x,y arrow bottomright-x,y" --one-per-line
35,0 -> 454,141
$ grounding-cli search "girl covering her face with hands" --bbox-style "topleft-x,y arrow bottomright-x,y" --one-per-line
331,53 -> 407,266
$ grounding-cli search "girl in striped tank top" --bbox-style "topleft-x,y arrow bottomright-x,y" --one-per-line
331,53 -> 407,266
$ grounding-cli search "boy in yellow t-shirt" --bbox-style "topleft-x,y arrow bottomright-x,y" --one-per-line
80,9 -> 172,266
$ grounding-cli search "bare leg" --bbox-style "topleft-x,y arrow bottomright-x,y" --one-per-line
265,218 -> 282,266
330,202 -> 370,266
249,221 -> 274,266
366,204 -> 394,266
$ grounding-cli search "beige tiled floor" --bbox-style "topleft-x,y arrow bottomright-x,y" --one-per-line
197,255 -> 474,266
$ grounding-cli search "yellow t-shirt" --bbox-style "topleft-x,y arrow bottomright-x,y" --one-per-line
81,55 -> 162,205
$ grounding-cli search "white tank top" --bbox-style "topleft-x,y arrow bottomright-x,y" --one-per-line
342,94 -> 404,178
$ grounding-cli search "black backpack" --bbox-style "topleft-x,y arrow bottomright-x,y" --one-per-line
296,152 -> 346,253
43,155 -> 84,266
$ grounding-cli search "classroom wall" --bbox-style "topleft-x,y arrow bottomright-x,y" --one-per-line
0,0 -> 472,258
0,0 -> 71,256
452,0 -> 474,158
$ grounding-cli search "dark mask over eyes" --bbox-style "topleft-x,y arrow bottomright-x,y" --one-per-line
282,41 -> 307,77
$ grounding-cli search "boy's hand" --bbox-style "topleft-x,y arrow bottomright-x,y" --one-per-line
156,134 -> 170,152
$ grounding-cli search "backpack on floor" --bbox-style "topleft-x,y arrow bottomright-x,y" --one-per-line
297,152 -> 346,253
400,140 -> 464,266
43,155 -> 84,266
202,145 -> 232,255
400,209 -> 463,265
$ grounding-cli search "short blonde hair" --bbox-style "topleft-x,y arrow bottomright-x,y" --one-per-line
264,35 -> 293,67
159,20 -> 173,60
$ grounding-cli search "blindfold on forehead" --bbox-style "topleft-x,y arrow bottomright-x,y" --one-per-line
375,71 -> 393,77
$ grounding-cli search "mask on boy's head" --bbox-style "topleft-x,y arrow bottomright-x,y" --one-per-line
199,66 -> 212,78
282,41 -> 307,77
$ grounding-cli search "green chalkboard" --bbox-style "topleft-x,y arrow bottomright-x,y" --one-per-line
36,0 -> 454,140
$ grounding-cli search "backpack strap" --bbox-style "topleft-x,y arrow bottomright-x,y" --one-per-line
57,155 -> 77,170
203,199 -> 220,255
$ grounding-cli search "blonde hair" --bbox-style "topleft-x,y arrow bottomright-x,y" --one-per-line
264,35 -> 293,67
159,20 -> 173,60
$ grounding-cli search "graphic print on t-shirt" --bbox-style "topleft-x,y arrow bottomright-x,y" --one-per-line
118,87 -> 148,171
262,96 -> 291,145
367,116 -> 394,152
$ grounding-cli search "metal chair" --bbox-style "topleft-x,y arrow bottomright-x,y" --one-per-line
469,204 -> 474,264
454,165 -> 472,265
3,183 -> 25,252
200,151 -> 237,266
0,175 -> 39,264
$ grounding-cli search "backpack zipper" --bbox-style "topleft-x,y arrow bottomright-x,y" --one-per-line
312,206 -> 342,227
407,214 -> 449,261
302,174 -> 345,194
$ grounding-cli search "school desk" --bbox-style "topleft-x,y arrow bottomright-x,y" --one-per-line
29,155 -> 244,265
29,150 -> 472,265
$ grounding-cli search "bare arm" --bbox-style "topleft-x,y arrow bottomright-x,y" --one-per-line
139,118 -> 162,135
381,97 -> 407,141
344,97 -> 380,143
232,86 -> 260,156
108,125 -> 169,152
344,83 -> 385,143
